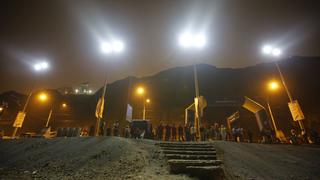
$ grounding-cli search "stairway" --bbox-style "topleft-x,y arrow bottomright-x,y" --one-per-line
156,142 -> 224,179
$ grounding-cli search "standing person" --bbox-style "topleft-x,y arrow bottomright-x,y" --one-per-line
203,126 -> 208,141
209,125 -> 214,141
247,129 -> 253,143
232,128 -> 237,142
158,123 -> 164,141
178,124 -> 184,141
190,126 -> 196,141
124,125 -> 131,138
220,125 -> 227,141
114,121 -> 120,136
165,124 -> 171,141
185,124 -> 190,141
100,121 -> 106,136
216,123 -> 221,140
200,126 -> 205,141
172,124 -> 177,141
239,128 -> 244,142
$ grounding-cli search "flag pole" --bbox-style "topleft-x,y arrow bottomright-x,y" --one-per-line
94,75 -> 108,136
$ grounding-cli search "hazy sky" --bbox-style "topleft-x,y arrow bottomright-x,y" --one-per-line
1,0 -> 319,94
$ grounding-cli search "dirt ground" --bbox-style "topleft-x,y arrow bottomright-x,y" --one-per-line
214,141 -> 320,180
0,137 -> 193,180
0,138 -> 319,180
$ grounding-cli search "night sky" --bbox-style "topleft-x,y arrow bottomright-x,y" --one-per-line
1,0 -> 319,94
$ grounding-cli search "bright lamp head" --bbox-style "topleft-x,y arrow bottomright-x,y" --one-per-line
101,42 -> 113,54
272,48 -> 282,57
179,33 -> 193,48
33,61 -> 49,71
194,34 -> 206,48
112,41 -> 124,53
178,32 -> 206,49
262,45 -> 272,55
262,45 -> 283,57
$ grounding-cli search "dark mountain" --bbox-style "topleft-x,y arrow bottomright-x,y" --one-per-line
1,56 -> 320,136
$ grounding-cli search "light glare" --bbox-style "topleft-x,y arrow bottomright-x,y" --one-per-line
269,81 -> 280,91
178,32 -> 207,49
272,48 -> 282,57
101,40 -> 125,54
137,87 -> 144,95
101,42 -> 112,54
112,41 -> 124,52
262,45 -> 272,54
179,33 -> 193,48
33,61 -> 49,71
194,34 -> 206,48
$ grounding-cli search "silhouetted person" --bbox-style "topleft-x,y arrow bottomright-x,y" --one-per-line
157,123 -> 163,140
89,125 -> 95,136
172,124 -> 177,141
247,129 -> 253,143
200,126 -> 205,141
185,125 -> 191,141
165,124 -> 171,141
178,124 -> 184,141
190,126 -> 196,141
124,125 -> 130,138
220,125 -> 227,141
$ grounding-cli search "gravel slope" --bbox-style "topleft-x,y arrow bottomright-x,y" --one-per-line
0,137 -> 193,180
1,138 -> 319,180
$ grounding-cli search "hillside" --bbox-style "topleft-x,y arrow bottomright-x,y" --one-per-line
1,56 -> 320,136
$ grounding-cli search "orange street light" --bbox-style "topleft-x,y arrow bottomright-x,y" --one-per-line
146,98 -> 150,103
38,93 -> 48,102
268,81 -> 280,91
137,87 -> 145,95
62,103 -> 67,108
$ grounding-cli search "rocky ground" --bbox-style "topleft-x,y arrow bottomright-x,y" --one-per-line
0,137 -> 193,180
214,141 -> 320,180
0,137 -> 319,180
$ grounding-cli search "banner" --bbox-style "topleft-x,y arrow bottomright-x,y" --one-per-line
126,104 -> 133,122
13,111 -> 26,128
288,100 -> 305,121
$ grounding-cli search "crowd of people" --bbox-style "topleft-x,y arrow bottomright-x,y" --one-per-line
89,121 -> 320,145
152,123 -> 256,142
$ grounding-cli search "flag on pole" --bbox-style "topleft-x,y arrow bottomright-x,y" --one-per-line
95,78 -> 107,119
198,96 -> 207,117
95,97 -> 104,119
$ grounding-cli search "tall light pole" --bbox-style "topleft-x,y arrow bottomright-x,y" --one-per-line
267,81 -> 287,142
45,102 -> 68,128
178,32 -> 207,140
262,45 -> 305,133
136,87 -> 148,119
143,98 -> 150,120
12,61 -> 49,137
95,40 -> 125,136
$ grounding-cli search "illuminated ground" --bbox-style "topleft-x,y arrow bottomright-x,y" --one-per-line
0,137 -> 192,180
214,141 -> 320,180
0,138 -> 319,179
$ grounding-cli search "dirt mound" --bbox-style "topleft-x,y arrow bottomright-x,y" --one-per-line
0,137 -> 193,179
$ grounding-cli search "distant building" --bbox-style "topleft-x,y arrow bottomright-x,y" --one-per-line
57,87 -> 73,95
73,82 -> 94,95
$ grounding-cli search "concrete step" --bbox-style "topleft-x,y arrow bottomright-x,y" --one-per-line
185,166 -> 224,180
168,159 -> 222,166
162,150 -> 216,155
156,142 -> 214,147
165,154 -> 217,160
168,159 -> 222,173
160,147 -> 216,151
